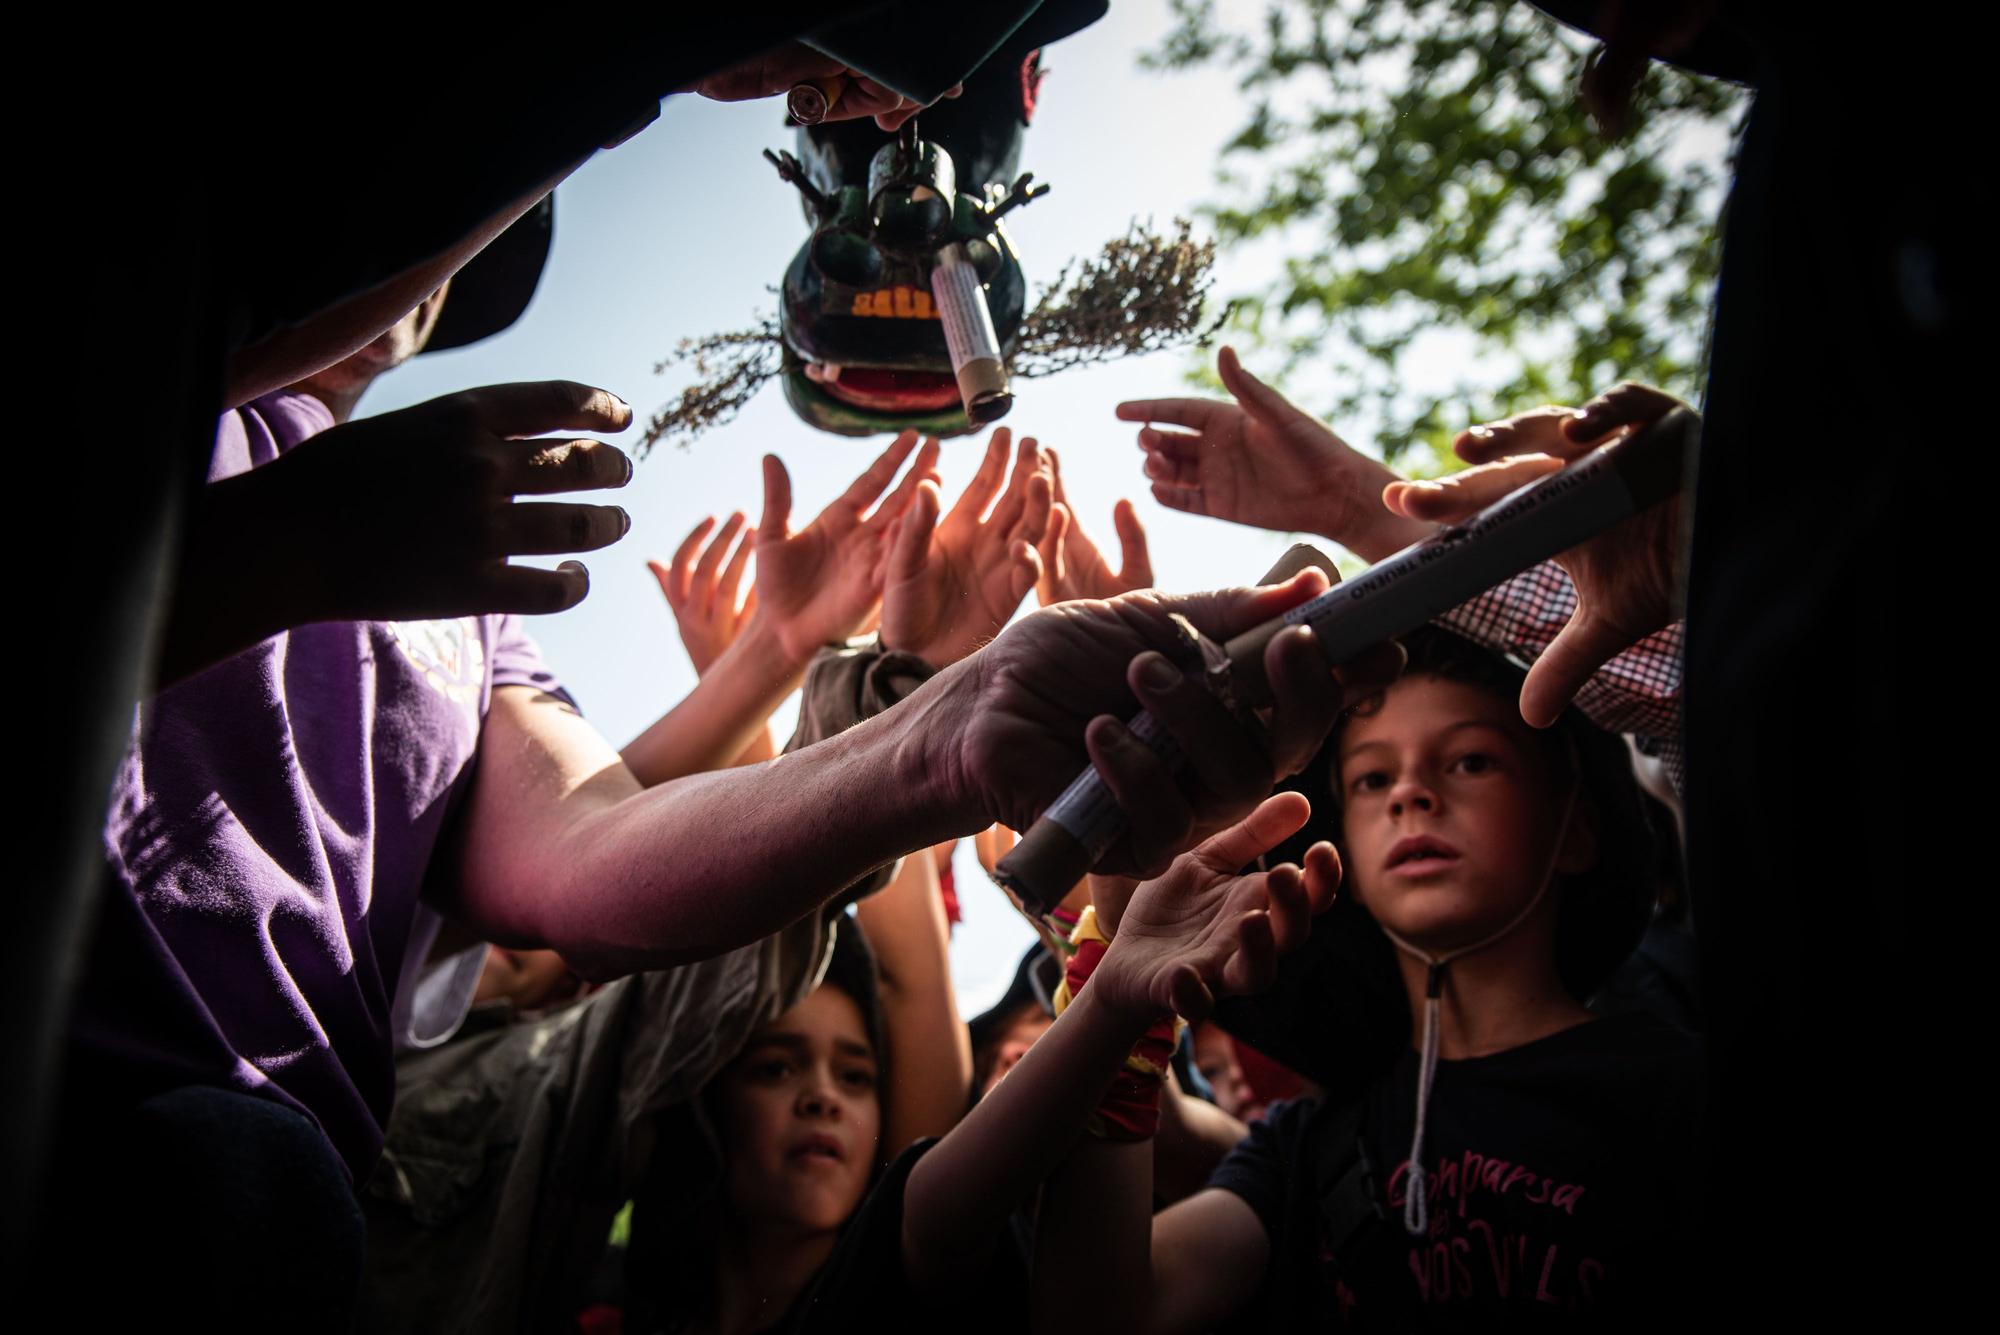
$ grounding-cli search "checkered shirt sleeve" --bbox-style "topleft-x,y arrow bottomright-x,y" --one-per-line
1436,562 -> 1684,794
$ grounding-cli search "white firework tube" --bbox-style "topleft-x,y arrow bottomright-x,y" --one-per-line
930,243 -> 1012,423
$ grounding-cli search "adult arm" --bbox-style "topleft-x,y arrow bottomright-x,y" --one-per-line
220,20 -> 963,408
440,569 -> 1358,977
448,682 -> 950,974
458,429 -> 1056,979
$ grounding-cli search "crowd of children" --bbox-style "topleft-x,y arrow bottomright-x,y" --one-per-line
127,243 -> 1704,1331
28,4 -> 1949,1330
65,224 -> 1710,1327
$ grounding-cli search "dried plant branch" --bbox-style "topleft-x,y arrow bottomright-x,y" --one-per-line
640,220 -> 1225,447
1011,218 -> 1230,378
638,319 -> 783,455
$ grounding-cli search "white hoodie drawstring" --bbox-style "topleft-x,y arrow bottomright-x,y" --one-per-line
1380,782 -> 1579,1238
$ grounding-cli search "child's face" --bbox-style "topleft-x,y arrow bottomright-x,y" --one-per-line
1193,1024 -> 1264,1123
979,1005 -> 1054,1099
1336,675 -> 1589,954
716,986 -> 882,1235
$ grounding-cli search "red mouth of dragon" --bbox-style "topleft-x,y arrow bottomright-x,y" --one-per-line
813,365 -> 962,413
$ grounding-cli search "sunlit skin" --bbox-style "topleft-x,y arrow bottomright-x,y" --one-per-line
290,281 -> 450,422
1337,675 -> 1599,1058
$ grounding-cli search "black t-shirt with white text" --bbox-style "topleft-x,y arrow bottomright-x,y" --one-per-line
1207,1013 -> 1701,1330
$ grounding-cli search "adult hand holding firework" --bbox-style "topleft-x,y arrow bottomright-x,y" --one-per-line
1388,383 -> 1692,727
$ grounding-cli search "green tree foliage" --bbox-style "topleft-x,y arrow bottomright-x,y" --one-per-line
1147,0 -> 1743,468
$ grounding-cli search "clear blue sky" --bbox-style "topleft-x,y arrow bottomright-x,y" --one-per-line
358,3 -> 1727,1014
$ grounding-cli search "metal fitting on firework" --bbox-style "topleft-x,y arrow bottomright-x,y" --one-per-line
931,242 -> 1012,425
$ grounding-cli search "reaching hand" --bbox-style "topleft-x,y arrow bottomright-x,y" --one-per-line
684,42 -> 962,131
1118,346 -> 1429,562
1034,448 -> 1153,605
750,432 -> 942,664
1090,794 -> 1341,1023
255,380 -> 633,622
880,428 -> 1052,669
1384,382 -> 1691,727
916,571 -> 1405,878
649,512 -> 755,677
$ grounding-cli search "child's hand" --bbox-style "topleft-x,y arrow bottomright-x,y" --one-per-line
648,512 -> 754,677
1387,382 -> 1689,727
1034,448 -> 1153,605
1118,346 -> 1429,562
748,432 -> 941,664
1091,793 -> 1340,1024
879,428 -> 1051,670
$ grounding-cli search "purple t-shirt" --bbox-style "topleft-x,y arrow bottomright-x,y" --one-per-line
87,390 -> 571,1176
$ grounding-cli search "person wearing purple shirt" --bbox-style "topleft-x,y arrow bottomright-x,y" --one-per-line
99,385 -> 577,1175
55,246 -> 1383,1328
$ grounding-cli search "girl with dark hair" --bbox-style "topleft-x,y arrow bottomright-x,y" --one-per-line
624,790 -> 1341,1334
624,920 -> 892,1334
